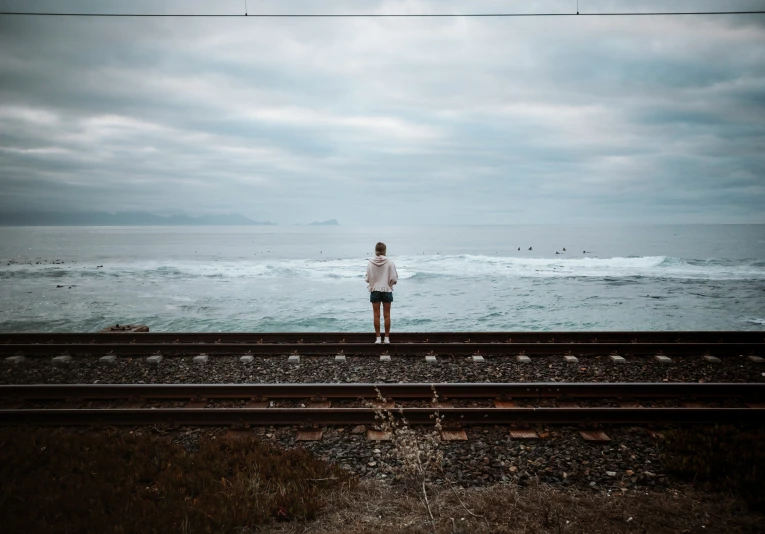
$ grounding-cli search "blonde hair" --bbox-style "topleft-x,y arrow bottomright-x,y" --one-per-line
375,242 -> 387,256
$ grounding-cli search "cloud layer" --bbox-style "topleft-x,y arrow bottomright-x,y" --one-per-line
1,0 -> 764,224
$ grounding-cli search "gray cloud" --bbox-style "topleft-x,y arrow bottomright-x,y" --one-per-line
0,0 -> 764,224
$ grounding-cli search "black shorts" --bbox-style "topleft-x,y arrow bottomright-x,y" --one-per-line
370,291 -> 393,303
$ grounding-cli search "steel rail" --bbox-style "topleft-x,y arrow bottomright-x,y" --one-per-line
1,407 -> 762,426
2,10 -> 765,17
3,331 -> 764,345
2,342 -> 761,357
2,383 -> 763,400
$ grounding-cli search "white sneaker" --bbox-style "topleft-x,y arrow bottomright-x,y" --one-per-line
374,337 -> 381,344
383,337 -> 390,344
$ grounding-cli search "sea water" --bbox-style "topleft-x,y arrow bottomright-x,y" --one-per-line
0,225 -> 763,333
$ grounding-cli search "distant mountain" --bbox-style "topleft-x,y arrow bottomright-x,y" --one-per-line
0,211 -> 276,226
309,219 -> 339,226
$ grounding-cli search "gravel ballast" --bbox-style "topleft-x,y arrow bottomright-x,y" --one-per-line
3,353 -> 762,495
44,423 -> 670,491
3,354 -> 763,384
263,424 -> 669,491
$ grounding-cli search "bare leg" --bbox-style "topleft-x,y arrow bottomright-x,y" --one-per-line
372,303 -> 381,337
383,302 -> 391,338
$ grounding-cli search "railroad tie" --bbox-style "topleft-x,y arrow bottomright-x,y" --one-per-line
441,429 -> 468,441
509,430 -> 539,439
296,429 -> 323,441
579,430 -> 611,443
367,430 -> 393,441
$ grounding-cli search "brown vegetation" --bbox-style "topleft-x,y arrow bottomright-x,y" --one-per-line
1,426 -> 764,533
663,424 -> 765,511
269,478 -> 764,533
0,428 -> 351,533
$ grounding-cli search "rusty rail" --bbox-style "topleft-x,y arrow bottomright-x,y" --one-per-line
3,331 -> 764,345
0,408 -> 762,426
2,382 -> 763,400
1,382 -> 763,426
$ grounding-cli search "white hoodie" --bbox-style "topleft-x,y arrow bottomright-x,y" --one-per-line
365,255 -> 399,293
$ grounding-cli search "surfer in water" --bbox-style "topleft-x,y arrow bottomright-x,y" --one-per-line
365,242 -> 398,344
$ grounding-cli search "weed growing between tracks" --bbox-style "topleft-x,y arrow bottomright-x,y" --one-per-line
369,386 -> 478,531
0,428 -> 352,533
370,385 -> 445,480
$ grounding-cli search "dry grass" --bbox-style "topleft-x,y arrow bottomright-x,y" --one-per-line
369,385 -> 445,482
368,385 -> 446,528
0,428 -> 352,533
345,391 -> 765,534
262,478 -> 765,534
663,425 -> 765,511
2,425 -> 764,533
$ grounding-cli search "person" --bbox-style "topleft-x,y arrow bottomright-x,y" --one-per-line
365,242 -> 398,344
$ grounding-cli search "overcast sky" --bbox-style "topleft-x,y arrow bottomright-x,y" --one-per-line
0,0 -> 764,224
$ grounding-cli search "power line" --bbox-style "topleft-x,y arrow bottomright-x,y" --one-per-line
0,10 -> 764,18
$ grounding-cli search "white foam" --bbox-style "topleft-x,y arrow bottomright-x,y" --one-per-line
5,254 -> 764,282
403,254 -> 669,279
395,254 -> 765,281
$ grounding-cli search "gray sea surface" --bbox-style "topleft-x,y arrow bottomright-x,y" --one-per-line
0,225 -> 763,333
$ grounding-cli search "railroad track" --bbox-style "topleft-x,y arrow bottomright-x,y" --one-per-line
2,383 -> 763,426
3,331 -> 763,360
4,330 -> 764,345
2,342 -> 761,358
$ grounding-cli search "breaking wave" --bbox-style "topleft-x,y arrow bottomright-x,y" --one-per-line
1,254 -> 764,283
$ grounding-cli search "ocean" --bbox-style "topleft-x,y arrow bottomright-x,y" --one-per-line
0,225 -> 763,333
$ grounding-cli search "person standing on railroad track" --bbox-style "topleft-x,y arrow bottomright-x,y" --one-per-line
365,242 -> 398,344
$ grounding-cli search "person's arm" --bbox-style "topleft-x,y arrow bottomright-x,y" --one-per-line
390,263 -> 398,286
365,262 -> 370,284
